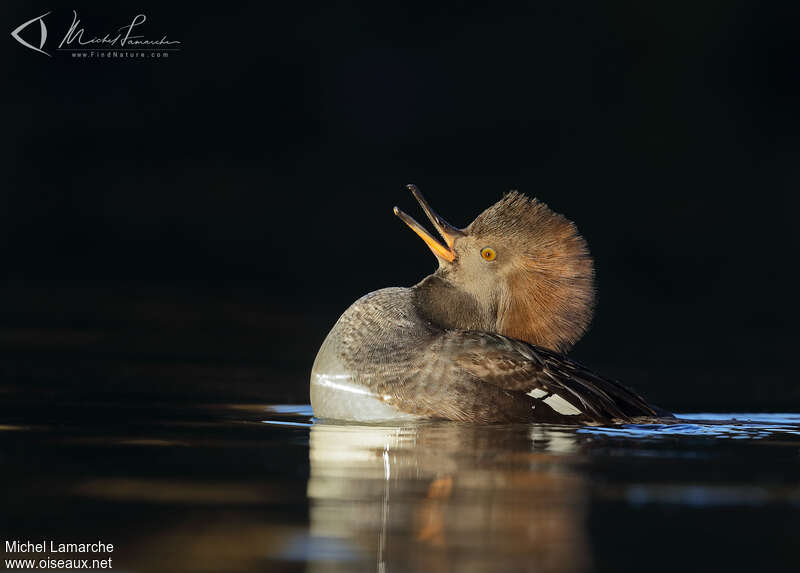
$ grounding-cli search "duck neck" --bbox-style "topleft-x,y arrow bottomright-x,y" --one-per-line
411,273 -> 495,333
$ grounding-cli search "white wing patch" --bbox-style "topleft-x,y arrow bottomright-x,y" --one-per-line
527,388 -> 581,415
543,394 -> 581,415
526,388 -> 548,399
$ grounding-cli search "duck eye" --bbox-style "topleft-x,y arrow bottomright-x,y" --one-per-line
480,247 -> 496,261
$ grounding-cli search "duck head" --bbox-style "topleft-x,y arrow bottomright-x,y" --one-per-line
395,184 -> 595,353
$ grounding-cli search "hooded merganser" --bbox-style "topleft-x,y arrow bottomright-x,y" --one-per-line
310,185 -> 670,423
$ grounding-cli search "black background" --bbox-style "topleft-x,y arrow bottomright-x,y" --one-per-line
3,2 -> 799,410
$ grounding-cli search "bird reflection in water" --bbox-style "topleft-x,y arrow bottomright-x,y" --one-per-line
307,422 -> 590,573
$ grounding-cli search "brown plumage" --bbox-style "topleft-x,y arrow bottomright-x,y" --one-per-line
309,185 -> 670,423
467,191 -> 595,353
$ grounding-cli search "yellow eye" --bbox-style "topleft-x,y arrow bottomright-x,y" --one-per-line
480,247 -> 496,261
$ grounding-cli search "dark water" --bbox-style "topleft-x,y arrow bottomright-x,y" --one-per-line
2,402 -> 799,572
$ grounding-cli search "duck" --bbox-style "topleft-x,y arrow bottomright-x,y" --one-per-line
310,184 -> 671,423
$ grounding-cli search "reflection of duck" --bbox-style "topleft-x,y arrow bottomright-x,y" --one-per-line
307,422 -> 590,573
311,185 -> 669,423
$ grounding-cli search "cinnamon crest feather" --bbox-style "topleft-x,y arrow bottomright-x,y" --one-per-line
467,192 -> 595,353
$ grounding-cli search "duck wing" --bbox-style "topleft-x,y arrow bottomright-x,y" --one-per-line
446,331 -> 668,422
371,330 -> 667,423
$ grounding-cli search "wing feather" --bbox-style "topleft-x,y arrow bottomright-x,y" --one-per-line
352,328 -> 667,423
437,331 -> 664,422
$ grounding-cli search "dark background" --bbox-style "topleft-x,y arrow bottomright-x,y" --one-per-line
3,1 -> 799,411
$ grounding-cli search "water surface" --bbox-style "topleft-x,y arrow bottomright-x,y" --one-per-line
1,403 -> 799,572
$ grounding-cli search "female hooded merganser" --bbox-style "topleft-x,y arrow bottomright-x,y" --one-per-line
310,185 -> 670,423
